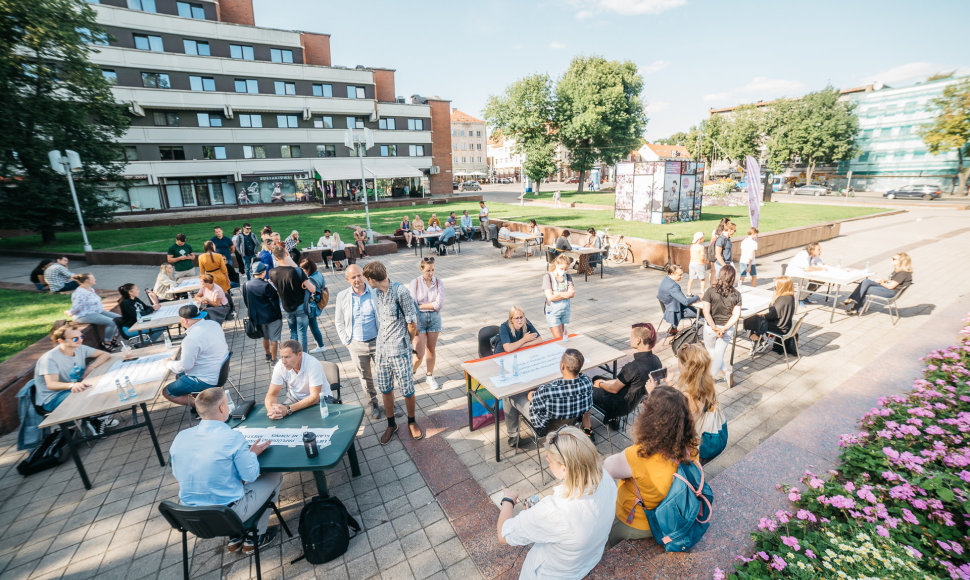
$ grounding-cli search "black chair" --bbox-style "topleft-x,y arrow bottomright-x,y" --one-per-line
27,380 -> 50,418
477,325 -> 500,358
441,235 -> 459,255
330,249 -> 347,273
158,499 -> 292,580
589,386 -> 647,454
488,223 -> 499,244
321,361 -> 343,403
515,413 -> 584,484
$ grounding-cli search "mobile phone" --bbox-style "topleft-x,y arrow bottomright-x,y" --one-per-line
649,368 -> 667,383
523,494 -> 541,508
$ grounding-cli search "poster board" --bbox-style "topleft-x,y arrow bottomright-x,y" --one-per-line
614,161 -> 703,224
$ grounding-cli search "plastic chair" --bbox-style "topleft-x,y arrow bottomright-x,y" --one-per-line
158,499 -> 292,580
761,313 -> 808,370
27,380 -> 50,418
321,361 -> 343,403
589,384 -> 647,454
330,249 -> 347,273
860,284 -> 911,325
477,325 -> 500,358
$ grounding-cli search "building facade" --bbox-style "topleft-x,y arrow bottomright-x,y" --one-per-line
83,0 -> 451,212
486,132 -> 523,181
450,109 -> 487,181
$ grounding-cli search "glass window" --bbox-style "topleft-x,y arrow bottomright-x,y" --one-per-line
276,115 -> 299,128
101,69 -> 117,84
460,130 -> 465,137
274,81 -> 296,95
270,49 -> 294,63
177,2 -> 205,19
347,86 -> 366,99
134,34 -> 164,52
346,116 -> 364,129
243,145 -> 266,159
452,130 -> 456,136
453,144 -> 457,150
124,146 -> 138,161
380,145 -> 397,157
202,146 -> 227,160
316,145 -> 336,158
153,112 -> 180,126
189,76 -> 215,91
477,130 -> 481,137
348,143 -> 365,157
141,72 -> 171,89
313,116 -> 333,129
408,145 -> 425,157
229,44 -> 254,60
235,79 -> 259,94
183,40 -> 210,56
280,145 -> 301,158
312,83 -> 333,97
197,113 -> 222,127
127,0 -> 157,13
379,118 -> 396,130
159,146 -> 185,160
408,119 -> 424,131
239,114 -> 262,128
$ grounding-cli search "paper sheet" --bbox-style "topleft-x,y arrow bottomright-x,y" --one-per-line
175,278 -> 200,290
91,351 -> 175,394
141,303 -> 183,321
490,343 -> 566,388
235,426 -> 339,448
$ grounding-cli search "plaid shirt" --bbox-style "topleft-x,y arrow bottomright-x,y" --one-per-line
529,374 -> 593,431
373,281 -> 417,358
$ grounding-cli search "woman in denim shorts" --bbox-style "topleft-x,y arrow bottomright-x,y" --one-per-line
408,258 -> 445,391
543,255 -> 575,339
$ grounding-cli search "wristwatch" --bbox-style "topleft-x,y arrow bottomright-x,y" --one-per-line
501,497 -> 516,507
285,405 -> 292,415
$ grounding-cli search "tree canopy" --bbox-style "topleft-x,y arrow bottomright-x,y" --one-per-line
921,79 -> 970,195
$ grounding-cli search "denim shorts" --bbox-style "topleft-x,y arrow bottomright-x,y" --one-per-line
688,263 -> 706,280
544,299 -> 571,328
739,262 -> 757,277
164,373 -> 215,397
417,311 -> 442,333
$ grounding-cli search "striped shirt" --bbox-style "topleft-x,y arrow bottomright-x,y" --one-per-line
46,264 -> 74,292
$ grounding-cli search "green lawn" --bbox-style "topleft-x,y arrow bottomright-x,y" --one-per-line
0,289 -> 71,363
0,201 -> 888,252
527,188 -> 617,207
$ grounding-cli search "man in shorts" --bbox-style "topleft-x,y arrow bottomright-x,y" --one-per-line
242,262 -> 283,363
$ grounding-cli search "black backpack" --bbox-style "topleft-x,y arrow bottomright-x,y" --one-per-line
17,430 -> 70,476
292,496 -> 361,564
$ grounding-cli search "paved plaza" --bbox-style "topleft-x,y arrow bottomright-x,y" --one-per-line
0,204 -> 968,579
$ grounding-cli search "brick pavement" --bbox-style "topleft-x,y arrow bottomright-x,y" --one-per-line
0,205 -> 967,579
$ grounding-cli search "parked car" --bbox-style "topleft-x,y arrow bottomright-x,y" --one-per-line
498,177 -> 512,184
565,176 -> 579,184
792,185 -> 831,196
883,184 -> 941,200
461,181 -> 482,191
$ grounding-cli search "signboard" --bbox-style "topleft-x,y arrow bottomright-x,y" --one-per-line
614,161 -> 704,224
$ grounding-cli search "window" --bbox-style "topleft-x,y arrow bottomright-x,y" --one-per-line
141,72 -> 171,89
197,113 -> 222,127
379,118 -> 396,130
857,152 -> 870,162
270,49 -> 294,63
477,130 -> 481,137
280,145 -> 302,158
202,146 -> 227,160
189,76 -> 216,91
312,83 -> 333,97
124,146 -> 138,161
408,119 -> 424,131
346,116 -> 364,129
274,81 -> 296,95
348,143 -> 365,157
77,28 -> 108,45
176,1 -> 205,19
316,145 -> 336,158
460,143 -> 466,150
346,86 -> 366,99
477,144 -> 482,150
127,0 -> 156,13
153,111 -> 180,126
452,130 -> 457,136
159,146 -> 185,160
243,145 -> 266,159
134,34 -> 164,52
313,116 -> 333,129
234,79 -> 259,94
276,115 -> 299,128
183,39 -> 210,56
101,69 -> 118,84
478,156 -> 482,162
229,44 -> 255,60
239,114 -> 262,128
380,145 -> 397,157
460,130 -> 465,137
894,151 -> 906,159
452,144 -> 457,151
408,145 -> 425,157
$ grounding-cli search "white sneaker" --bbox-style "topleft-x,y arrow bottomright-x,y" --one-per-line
426,376 -> 441,391
310,345 -> 326,354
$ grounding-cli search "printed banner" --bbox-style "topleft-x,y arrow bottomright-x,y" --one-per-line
745,156 -> 761,228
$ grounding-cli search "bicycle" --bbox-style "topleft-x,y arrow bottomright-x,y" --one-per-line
605,229 -> 632,265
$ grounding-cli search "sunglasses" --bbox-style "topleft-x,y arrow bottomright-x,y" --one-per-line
422,257 -> 435,264
549,424 -> 570,466
70,334 -> 85,343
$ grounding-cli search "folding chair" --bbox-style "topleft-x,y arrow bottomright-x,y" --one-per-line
761,313 -> 808,370
860,284 -> 911,326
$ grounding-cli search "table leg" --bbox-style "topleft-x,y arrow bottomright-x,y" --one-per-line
600,254 -> 604,279
493,399 -> 501,463
347,440 -> 361,477
141,403 -> 166,467
830,284 -> 839,323
62,425 -> 92,490
312,470 -> 329,497
730,319 -> 739,367
466,375 -> 475,432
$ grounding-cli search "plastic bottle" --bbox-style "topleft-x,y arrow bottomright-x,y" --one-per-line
562,324 -> 569,343
121,341 -> 131,356
164,332 -> 172,349
124,375 -> 137,399
225,389 -> 236,414
319,396 -> 329,419
512,353 -> 519,377
115,379 -> 128,402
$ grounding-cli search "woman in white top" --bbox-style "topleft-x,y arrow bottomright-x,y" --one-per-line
153,263 -> 179,301
408,257 -> 445,391
497,426 -> 617,580
330,233 -> 347,270
70,273 -> 122,349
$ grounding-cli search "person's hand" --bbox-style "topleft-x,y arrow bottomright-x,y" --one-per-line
70,381 -> 90,393
645,376 -> 657,393
153,303 -> 161,311
501,488 -> 519,504
267,404 -> 287,419
525,332 -> 539,342
250,439 -> 271,455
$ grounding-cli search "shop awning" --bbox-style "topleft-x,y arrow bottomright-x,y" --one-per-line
312,159 -> 368,181
312,159 -> 425,181
364,159 -> 425,179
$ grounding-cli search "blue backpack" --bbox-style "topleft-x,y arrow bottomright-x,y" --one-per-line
698,403 -> 728,461
627,461 -> 713,552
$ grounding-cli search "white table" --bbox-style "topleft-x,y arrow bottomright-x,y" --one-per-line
729,286 -> 775,366
129,299 -> 192,333
800,268 -> 869,322
507,232 -> 541,260
173,278 -> 201,295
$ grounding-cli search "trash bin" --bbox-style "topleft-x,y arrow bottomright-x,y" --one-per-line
526,187 -> 532,193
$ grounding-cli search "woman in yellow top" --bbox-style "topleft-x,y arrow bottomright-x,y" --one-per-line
197,240 -> 230,292
603,384 -> 698,548
687,232 -> 706,295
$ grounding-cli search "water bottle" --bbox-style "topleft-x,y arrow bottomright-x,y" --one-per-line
303,431 -> 318,458
124,376 -> 137,399
562,324 -> 569,343
164,332 -> 172,349
499,357 -> 507,377
225,389 -> 236,414
319,396 -> 329,419
115,379 -> 128,402
512,353 -> 519,377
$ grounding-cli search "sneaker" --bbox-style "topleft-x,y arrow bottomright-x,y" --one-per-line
370,403 -> 383,420
310,345 -> 326,354
583,428 -> 596,442
754,337 -> 773,354
85,417 -> 119,436
265,353 -> 273,362
227,536 -> 245,552
800,298 -> 813,306
241,526 -> 277,555
426,376 -> 441,391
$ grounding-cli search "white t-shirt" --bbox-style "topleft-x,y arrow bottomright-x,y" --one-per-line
271,355 -> 332,402
501,468 -> 617,580
787,249 -> 822,277
740,236 -> 758,264
316,236 -> 333,249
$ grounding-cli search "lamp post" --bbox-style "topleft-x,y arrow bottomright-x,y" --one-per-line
345,128 -> 375,243
48,149 -> 93,252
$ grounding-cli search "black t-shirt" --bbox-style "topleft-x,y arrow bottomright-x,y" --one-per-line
30,264 -> 47,284
891,271 -> 912,294
243,234 -> 257,256
703,286 -> 741,326
268,266 -> 306,313
210,235 -> 234,261
616,351 -> 662,400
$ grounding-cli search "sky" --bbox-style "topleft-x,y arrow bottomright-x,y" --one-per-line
252,0 -> 970,141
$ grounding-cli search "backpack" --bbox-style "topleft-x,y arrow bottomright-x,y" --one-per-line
670,322 -> 700,354
697,402 -> 728,461
706,238 -> 718,263
292,496 -> 361,564
630,461 -> 713,552
17,430 -> 70,476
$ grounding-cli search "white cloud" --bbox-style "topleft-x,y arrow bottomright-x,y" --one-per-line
738,76 -> 805,94
702,91 -> 733,103
575,9 -> 594,20
569,0 -> 686,19
862,62 -> 970,86
639,60 -> 668,75
549,41 -> 566,50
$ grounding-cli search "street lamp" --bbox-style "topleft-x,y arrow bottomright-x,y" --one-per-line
344,128 -> 375,243
48,149 -> 93,252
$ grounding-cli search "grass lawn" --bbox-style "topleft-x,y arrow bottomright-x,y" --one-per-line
527,188 -> 617,207
0,201 -> 888,252
0,289 -> 70,363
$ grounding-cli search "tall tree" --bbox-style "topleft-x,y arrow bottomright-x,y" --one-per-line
920,79 -> 970,195
0,0 -> 130,243
555,56 -> 647,193
521,141 -> 557,194
763,88 -> 859,184
720,104 -> 763,164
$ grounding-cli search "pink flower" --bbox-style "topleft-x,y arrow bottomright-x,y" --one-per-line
875,525 -> 890,538
901,508 -> 920,525
808,477 -> 825,489
781,535 -> 801,551
958,470 -> 970,483
713,568 -> 726,580
788,489 -> 801,502
770,555 -> 787,571
843,481 -> 856,493
796,509 -> 817,522
805,549 -> 816,559
828,495 -> 856,509
758,517 -> 776,532
911,499 -> 929,510
757,551 -> 769,561
776,510 -> 791,523
905,545 -> 922,559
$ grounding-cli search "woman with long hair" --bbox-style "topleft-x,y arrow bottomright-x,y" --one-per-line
30,259 -> 53,291
331,233 -> 347,270
408,257 -> 445,390
69,273 -> 122,350
194,273 -> 231,324
300,258 -> 327,354
604,385 -> 699,548
843,252 -> 914,315
700,264 -> 741,387
153,263 -> 178,301
675,343 -> 717,425
497,426 -> 618,579
198,240 -> 230,292
353,225 -> 368,258
117,283 -> 163,342
708,217 -> 730,286
400,215 -> 413,248
744,275 -> 796,353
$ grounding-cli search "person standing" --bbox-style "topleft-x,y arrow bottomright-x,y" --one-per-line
543,255 -> 575,339
268,246 -> 315,353
687,232 -> 706,296
46,256 -> 78,293
167,234 -> 197,282
300,259 -> 327,354
553,189 -> 562,208
210,226 -> 239,286
198,241 -> 230,294
69,273 -> 121,349
738,227 -> 759,288
478,200 -> 490,241
257,240 -> 275,272
235,223 -> 260,280
162,305 -> 229,412
361,261 -> 423,444
243,263 -> 283,363
408,258 -> 444,391
713,221 -> 736,278
700,265 -> 742,389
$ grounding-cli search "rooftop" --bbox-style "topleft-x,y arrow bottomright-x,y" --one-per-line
451,108 -> 484,124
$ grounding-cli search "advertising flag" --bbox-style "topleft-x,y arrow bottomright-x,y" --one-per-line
745,156 -> 761,228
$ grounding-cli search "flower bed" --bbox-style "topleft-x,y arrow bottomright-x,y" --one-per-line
721,315 -> 970,579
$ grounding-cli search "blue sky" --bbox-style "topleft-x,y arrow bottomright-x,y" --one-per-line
253,0 -> 970,141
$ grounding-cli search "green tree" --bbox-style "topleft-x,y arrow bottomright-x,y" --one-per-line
521,141 -> 557,194
763,88 -> 859,184
720,104 -> 763,164
0,0 -> 130,243
659,131 -> 690,146
555,56 -> 647,193
920,79 -> 970,195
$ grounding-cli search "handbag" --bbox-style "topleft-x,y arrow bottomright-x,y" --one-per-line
697,402 -> 728,461
315,287 -> 330,311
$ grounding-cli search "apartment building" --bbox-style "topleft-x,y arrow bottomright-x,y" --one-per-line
84,0 -> 452,211
450,109 -> 487,181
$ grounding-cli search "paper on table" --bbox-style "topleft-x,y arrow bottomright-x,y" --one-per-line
235,426 -> 339,448
90,351 -> 175,394
490,342 -> 566,388
175,278 -> 200,290
142,303 -> 183,321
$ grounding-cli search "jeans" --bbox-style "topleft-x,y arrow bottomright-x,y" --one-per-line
42,390 -> 70,413
286,309 -> 309,352
703,324 -> 735,378
164,372 -> 215,397
75,311 -> 121,341
54,281 -> 79,292
121,325 -> 165,343
241,255 -> 255,280
308,314 -> 324,348
504,392 -> 532,436
847,278 -> 895,304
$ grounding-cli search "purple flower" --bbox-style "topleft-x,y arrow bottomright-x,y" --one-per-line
713,568 -> 726,580
776,510 -> 791,523
828,495 -> 856,509
781,535 -> 801,551
958,470 -> 970,483
788,489 -> 801,502
889,484 -> 916,500
770,555 -> 787,571
925,425 -> 945,436
911,498 -> 928,510
805,549 -> 816,559
843,481 -> 856,493
757,551 -> 769,561
758,517 -> 776,532
905,545 -> 922,559
796,509 -> 817,522
808,477 -> 825,489
901,508 -> 920,525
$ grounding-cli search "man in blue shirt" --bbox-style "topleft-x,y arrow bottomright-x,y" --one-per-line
210,226 -> 239,286
170,387 -> 281,554
459,210 -> 475,241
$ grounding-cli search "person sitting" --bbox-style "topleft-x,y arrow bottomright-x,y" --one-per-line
580,228 -> 602,276
169,387 -> 281,554
162,305 -> 229,413
460,210 -> 474,241
437,223 -> 457,255
526,219 -> 542,257
603,385 -> 698,549
787,242 -> 827,305
592,322 -> 661,428
243,262 -> 283,363
555,230 -> 572,252
674,343 -> 719,455
265,340 -> 334,419
117,283 -> 164,343
198,241 -> 230,294
285,230 -> 302,263
428,213 -> 442,230
843,252 -> 913,315
69,273 -> 122,350
315,229 -> 334,268
46,256 -> 78,293
446,211 -> 458,228
400,216 -> 413,248
744,276 -> 796,353
153,263 -> 179,301
504,349 -> 593,447
494,305 -> 541,355
498,225 -> 513,258
353,225 -> 368,258
331,233 -> 347,270
194,273 -> 231,324
496,426 -> 617,580
30,259 -> 53,291
657,264 -> 699,335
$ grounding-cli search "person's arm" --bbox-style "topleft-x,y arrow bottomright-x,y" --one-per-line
232,438 -> 264,482
595,377 -> 625,393
496,488 -> 519,545
166,252 -> 178,264
289,385 -> 321,412
604,450 -> 633,479
715,241 -> 725,266
561,279 -> 576,299
264,382 -> 286,419
764,304 -> 779,322
671,283 -> 694,307
82,348 -> 114,377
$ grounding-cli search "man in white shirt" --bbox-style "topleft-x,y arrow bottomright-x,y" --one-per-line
787,242 -> 827,305
163,305 -> 229,411
738,227 -> 759,288
478,201 -> 490,241
265,340 -> 333,419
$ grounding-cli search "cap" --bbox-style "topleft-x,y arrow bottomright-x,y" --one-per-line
178,305 -> 208,320
252,262 -> 268,275
692,232 -> 704,243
